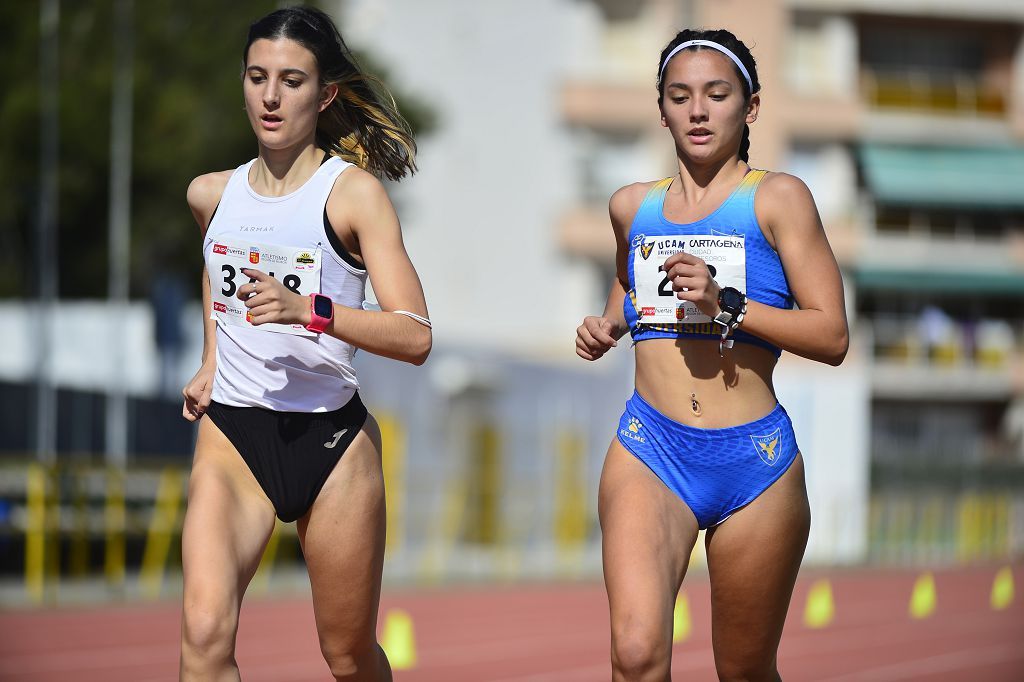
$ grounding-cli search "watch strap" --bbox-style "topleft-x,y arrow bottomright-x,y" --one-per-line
305,293 -> 333,334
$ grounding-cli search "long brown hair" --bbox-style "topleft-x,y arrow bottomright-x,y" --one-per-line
245,6 -> 417,180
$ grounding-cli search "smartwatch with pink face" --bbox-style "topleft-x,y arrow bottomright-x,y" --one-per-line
305,293 -> 334,333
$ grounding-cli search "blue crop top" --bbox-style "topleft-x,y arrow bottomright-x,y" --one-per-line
623,170 -> 793,356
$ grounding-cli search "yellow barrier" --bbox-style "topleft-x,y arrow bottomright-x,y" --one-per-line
105,468 -> 126,589
956,494 -> 1010,562
378,412 -> 407,554
140,468 -> 183,599
69,466 -> 90,578
252,519 -> 284,595
25,464 -> 47,604
554,430 -> 587,549
465,423 -> 500,545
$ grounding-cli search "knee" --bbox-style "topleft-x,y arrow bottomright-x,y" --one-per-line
180,601 -> 238,667
611,628 -> 670,681
320,639 -> 382,681
715,655 -> 780,682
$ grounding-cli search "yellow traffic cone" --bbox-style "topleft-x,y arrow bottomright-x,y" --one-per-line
991,567 -> 1014,611
803,579 -> 834,629
909,572 -> 936,619
673,592 -> 691,643
381,608 -> 417,670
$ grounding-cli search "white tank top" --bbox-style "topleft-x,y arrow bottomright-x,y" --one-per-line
203,156 -> 366,412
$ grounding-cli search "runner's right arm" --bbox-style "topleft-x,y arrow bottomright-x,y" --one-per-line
181,171 -> 231,421
576,183 -> 647,361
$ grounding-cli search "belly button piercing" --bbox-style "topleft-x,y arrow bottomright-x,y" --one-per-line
690,393 -> 702,417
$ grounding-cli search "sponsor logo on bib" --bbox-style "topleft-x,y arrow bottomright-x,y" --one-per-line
249,247 -> 260,264
213,243 -> 227,255
294,251 -> 316,271
639,241 -> 655,260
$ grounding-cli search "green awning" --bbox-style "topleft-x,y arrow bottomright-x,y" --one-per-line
859,144 -> 1024,209
854,267 -> 1024,295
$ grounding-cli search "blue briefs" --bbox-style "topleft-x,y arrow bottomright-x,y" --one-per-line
616,390 -> 799,529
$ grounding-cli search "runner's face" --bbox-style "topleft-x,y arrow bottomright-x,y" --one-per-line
659,49 -> 758,164
243,38 -> 332,150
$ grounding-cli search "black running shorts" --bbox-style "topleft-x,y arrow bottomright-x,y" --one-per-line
205,393 -> 368,522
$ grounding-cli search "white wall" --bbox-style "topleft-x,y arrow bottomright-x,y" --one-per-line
338,0 -> 598,358
775,347 -> 872,564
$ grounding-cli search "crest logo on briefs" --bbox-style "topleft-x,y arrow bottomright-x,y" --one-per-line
750,428 -> 782,466
249,247 -> 260,264
639,240 -> 655,260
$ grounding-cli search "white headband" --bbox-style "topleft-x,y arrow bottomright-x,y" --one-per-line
659,40 -> 754,93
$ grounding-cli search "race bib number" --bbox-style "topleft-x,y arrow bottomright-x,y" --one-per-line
207,238 -> 321,336
633,233 -> 746,324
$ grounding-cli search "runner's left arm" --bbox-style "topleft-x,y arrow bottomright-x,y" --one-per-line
237,167 -> 431,365
742,172 -> 849,365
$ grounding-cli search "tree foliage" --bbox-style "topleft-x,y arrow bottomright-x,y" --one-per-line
0,1 -> 435,300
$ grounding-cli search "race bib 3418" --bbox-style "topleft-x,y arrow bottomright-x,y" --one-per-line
207,238 -> 321,336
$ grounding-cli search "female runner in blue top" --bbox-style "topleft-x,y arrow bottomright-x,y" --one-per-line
576,28 -> 848,681
179,7 -> 429,680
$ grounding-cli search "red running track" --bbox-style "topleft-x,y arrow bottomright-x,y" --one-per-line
0,564 -> 1021,681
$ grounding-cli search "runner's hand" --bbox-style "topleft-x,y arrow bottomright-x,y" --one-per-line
576,316 -> 619,361
663,251 -> 721,318
237,268 -> 310,326
182,362 -> 215,422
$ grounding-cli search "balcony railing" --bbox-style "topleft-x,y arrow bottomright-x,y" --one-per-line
868,314 -> 1020,370
861,70 -> 1006,116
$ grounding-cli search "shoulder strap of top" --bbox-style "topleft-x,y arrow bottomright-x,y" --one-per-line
738,169 -> 769,209
317,156 -> 355,207
230,159 -> 255,186
632,177 -> 674,226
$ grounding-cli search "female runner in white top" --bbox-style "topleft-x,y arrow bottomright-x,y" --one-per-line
179,7 -> 429,681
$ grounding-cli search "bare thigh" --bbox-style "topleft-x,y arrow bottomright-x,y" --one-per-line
705,454 -> 811,681
179,416 -> 278,676
600,438 -> 700,680
297,413 -> 389,680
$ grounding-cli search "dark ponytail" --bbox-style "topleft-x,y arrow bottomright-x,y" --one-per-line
739,125 -> 751,163
656,28 -> 759,163
245,6 -> 416,180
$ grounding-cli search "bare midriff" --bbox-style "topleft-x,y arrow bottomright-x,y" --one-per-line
633,337 -> 779,428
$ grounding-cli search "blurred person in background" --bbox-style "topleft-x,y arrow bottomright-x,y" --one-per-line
178,6 -> 429,680
575,28 -> 848,681
150,268 -> 187,399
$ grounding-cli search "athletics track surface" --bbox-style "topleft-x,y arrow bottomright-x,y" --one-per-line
0,564 -> 1020,681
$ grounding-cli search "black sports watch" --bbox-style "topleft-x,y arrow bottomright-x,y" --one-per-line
713,287 -> 746,356
714,286 -> 747,333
